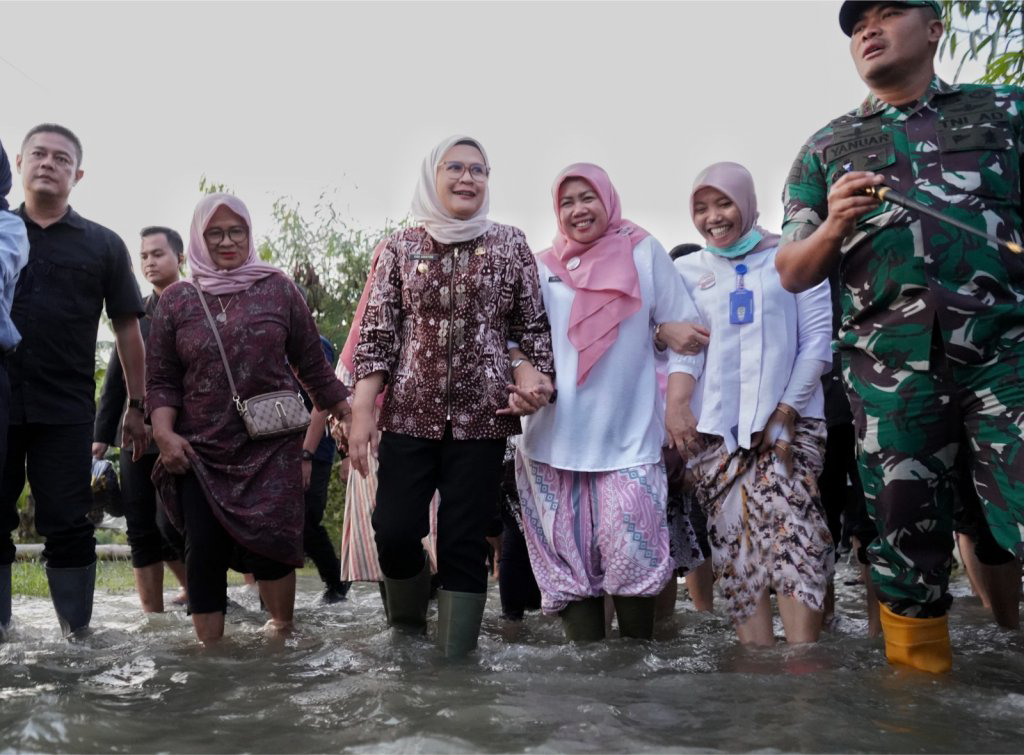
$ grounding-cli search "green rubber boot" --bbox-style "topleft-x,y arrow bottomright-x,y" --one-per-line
559,596 -> 606,642
436,589 -> 486,658
612,595 -> 656,639
381,555 -> 431,634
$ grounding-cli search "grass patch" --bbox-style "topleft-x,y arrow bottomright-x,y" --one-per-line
12,560 -> 322,597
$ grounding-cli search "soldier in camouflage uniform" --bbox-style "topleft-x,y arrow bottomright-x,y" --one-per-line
776,0 -> 1024,672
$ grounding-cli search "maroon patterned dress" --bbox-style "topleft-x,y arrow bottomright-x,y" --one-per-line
146,274 -> 348,567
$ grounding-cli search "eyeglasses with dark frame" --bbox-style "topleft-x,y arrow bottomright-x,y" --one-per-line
439,161 -> 490,182
204,226 -> 249,245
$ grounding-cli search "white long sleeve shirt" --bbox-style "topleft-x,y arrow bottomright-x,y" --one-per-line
522,236 -> 703,471
674,246 -> 832,453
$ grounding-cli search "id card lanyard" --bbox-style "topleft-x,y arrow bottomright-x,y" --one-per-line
729,263 -> 754,325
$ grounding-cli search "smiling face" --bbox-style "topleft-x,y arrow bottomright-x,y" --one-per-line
435,143 -> 488,220
203,205 -> 249,271
139,233 -> 182,293
16,131 -> 83,202
850,3 -> 942,87
692,186 -> 743,248
557,178 -> 609,245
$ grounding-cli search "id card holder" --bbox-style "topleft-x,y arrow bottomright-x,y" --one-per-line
729,288 -> 754,325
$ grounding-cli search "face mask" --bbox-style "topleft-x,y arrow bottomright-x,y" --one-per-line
705,228 -> 762,259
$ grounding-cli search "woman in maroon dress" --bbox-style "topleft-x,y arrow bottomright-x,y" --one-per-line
147,194 -> 350,644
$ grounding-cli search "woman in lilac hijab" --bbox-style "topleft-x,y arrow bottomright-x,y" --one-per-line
147,194 -> 351,645
659,162 -> 835,646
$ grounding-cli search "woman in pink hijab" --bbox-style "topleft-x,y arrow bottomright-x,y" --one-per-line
661,162 -> 835,646
146,194 -> 351,645
515,163 -> 705,642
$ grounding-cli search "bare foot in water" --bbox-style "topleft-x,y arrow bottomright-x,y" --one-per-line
264,618 -> 294,637
171,590 -> 188,606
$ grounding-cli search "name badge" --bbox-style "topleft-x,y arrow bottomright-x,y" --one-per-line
548,275 -> 562,282
411,253 -> 437,261
729,289 -> 754,325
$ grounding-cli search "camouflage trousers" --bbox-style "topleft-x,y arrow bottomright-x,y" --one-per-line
843,342 -> 1024,618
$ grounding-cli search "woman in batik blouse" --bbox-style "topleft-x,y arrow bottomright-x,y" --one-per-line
348,135 -> 554,658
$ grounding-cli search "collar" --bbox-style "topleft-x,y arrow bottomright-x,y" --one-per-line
856,76 -> 958,118
17,203 -> 86,230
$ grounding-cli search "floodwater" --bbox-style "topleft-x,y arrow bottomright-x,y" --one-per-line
1,560 -> 1022,754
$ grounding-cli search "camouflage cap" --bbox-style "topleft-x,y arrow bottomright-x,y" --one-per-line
839,1 -> 943,36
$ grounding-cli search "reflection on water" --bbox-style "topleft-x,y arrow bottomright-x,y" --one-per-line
1,561 -> 1022,753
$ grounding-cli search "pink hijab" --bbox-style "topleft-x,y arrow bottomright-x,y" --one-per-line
187,193 -> 281,295
539,163 -> 648,386
689,162 -> 780,255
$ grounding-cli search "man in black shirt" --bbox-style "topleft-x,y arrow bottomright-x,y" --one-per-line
0,124 -> 146,637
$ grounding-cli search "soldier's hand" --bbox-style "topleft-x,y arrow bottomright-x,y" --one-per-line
825,171 -> 884,240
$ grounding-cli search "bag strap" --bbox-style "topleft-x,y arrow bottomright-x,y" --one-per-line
190,282 -> 244,413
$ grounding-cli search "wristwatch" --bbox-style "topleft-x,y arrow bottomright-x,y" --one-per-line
301,449 -> 314,461
127,398 -> 144,412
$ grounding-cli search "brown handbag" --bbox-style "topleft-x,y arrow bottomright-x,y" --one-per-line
192,283 -> 311,440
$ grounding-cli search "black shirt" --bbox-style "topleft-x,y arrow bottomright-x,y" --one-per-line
9,205 -> 143,425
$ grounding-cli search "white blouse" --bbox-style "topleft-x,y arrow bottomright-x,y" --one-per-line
521,236 -> 703,472
674,246 -> 832,453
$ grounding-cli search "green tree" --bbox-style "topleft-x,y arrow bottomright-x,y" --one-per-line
940,1 -> 1024,85
257,194 -> 406,349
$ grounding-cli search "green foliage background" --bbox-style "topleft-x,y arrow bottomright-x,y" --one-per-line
940,1 -> 1024,85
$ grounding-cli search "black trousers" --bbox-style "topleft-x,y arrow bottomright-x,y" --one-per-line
373,428 -> 505,594
498,508 -> 540,619
179,472 -> 292,614
0,422 -> 95,568
121,452 -> 185,568
303,458 -> 344,589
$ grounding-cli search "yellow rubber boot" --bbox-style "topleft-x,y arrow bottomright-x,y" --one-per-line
878,603 -> 952,673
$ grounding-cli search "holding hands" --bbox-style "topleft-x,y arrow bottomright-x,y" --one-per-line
497,357 -> 555,417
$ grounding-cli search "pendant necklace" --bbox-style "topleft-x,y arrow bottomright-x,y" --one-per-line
215,294 -> 238,323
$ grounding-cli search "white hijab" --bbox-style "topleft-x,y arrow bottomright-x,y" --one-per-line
410,135 -> 493,244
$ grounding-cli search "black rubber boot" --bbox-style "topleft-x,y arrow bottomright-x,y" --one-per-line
559,596 -> 606,642
0,563 -> 11,640
46,561 -> 96,638
436,589 -> 486,658
381,555 -> 431,634
612,595 -> 656,639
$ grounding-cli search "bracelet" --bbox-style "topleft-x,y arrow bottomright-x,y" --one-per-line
776,404 -> 798,420
511,357 -> 529,371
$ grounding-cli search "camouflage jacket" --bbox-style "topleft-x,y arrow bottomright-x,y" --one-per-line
782,77 -> 1024,370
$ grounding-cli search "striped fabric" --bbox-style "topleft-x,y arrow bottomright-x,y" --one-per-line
339,455 -> 439,582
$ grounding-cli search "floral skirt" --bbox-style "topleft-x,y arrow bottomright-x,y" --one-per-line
339,455 -> 439,582
515,452 -> 673,614
690,419 -> 834,624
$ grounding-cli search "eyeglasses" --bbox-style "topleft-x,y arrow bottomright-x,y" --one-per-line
204,226 -> 248,245
439,161 -> 490,182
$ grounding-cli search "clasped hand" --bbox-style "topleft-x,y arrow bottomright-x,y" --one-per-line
497,363 -> 555,417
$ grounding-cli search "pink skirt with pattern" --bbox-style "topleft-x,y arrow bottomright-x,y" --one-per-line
514,452 -> 673,614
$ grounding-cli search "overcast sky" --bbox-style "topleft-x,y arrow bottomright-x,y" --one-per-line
1,0 -> 983,276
